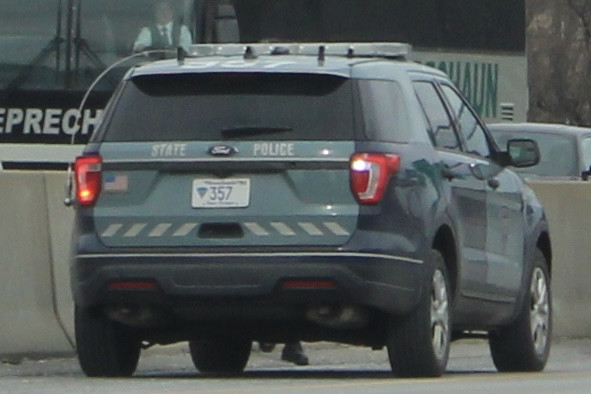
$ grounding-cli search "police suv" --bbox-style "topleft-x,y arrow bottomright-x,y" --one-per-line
69,43 -> 552,377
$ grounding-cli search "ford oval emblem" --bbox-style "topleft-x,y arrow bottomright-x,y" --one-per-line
208,145 -> 238,156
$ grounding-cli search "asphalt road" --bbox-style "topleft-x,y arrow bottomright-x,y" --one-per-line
2,338 -> 591,393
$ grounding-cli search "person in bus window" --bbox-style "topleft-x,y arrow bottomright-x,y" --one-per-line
133,0 -> 192,53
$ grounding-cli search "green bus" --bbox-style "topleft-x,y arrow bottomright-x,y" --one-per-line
0,0 -> 525,168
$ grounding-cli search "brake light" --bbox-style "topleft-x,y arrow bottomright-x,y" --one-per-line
350,153 -> 400,204
74,155 -> 102,206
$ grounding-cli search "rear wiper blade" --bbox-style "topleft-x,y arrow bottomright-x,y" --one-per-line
221,126 -> 292,139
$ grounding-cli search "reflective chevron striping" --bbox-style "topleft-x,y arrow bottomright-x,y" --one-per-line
149,223 -> 172,237
124,223 -> 147,237
172,223 -> 198,237
324,221 -> 350,236
298,222 -> 324,236
101,220 -> 352,238
102,223 -> 123,237
244,222 -> 270,236
270,222 -> 296,236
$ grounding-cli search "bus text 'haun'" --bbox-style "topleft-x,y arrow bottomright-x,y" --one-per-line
426,61 -> 499,119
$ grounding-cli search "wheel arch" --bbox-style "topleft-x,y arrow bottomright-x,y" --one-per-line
432,224 -> 458,301
536,230 -> 552,277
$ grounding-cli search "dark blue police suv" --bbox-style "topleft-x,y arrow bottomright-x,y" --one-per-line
69,43 -> 552,377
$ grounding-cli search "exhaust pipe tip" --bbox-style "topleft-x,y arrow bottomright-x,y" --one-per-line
105,306 -> 166,328
306,305 -> 368,329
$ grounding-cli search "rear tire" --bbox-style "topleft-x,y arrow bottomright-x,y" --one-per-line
189,337 -> 252,374
489,248 -> 552,372
387,249 -> 451,377
75,305 -> 141,377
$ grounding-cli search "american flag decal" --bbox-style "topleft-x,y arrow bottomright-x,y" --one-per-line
104,173 -> 129,192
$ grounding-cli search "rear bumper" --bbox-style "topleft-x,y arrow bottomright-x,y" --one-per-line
72,251 -> 425,317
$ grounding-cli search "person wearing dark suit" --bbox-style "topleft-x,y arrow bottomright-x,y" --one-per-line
133,0 -> 192,52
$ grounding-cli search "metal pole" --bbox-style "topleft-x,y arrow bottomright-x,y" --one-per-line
64,0 -> 74,88
74,0 -> 81,81
56,0 -> 62,76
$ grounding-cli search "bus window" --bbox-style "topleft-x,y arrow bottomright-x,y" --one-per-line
1,0 -> 524,94
233,0 -> 524,51
0,0 -> 527,168
80,0 -> 197,61
0,0 -> 197,93
0,0 -> 62,91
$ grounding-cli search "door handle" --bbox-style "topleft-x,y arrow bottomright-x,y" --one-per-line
441,166 -> 456,180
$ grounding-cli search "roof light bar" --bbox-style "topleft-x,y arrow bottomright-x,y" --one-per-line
187,42 -> 411,60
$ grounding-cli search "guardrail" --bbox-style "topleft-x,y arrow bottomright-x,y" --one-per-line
0,173 -> 589,359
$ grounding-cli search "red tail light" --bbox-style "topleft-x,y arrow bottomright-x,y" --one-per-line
350,153 -> 400,204
74,155 -> 102,206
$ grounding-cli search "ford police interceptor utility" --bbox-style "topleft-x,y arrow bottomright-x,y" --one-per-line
68,43 -> 552,377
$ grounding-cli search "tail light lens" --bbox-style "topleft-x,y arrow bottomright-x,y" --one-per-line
350,153 -> 400,204
74,155 -> 102,206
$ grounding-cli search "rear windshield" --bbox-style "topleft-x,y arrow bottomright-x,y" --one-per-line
101,73 -> 357,142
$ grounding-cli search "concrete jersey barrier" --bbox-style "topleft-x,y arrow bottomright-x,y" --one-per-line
0,173 -> 590,360
528,181 -> 591,338
0,171 -> 74,359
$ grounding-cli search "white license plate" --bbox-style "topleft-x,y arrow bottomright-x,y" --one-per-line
192,178 -> 250,208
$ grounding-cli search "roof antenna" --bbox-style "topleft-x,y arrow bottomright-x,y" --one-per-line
244,45 -> 257,60
347,47 -> 354,58
177,46 -> 186,65
318,45 -> 325,66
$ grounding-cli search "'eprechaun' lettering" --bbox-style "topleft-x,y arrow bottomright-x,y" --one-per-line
0,107 -> 103,136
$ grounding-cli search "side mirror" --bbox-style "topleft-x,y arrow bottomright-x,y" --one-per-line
582,166 -> 591,181
506,139 -> 540,168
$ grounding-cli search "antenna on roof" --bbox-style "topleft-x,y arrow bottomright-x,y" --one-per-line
347,47 -> 354,58
318,45 -> 325,66
177,47 -> 186,65
244,46 -> 257,60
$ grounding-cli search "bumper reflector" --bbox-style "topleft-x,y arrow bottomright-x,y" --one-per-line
282,280 -> 337,289
108,280 -> 159,290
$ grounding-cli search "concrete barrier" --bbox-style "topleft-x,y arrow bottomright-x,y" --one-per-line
528,181 -> 591,338
44,172 -> 76,343
0,172 -> 74,359
0,173 -> 590,360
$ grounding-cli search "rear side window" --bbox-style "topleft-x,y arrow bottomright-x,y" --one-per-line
440,84 -> 491,157
358,80 -> 411,143
413,81 -> 460,150
102,73 -> 356,142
